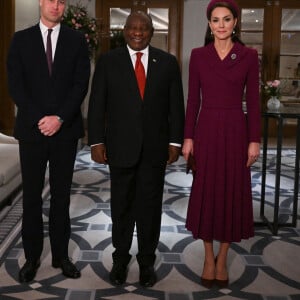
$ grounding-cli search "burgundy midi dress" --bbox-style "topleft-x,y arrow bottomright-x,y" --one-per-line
184,42 -> 261,242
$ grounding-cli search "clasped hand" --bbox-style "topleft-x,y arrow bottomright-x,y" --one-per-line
38,116 -> 62,136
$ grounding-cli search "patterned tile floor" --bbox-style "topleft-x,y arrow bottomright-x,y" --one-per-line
0,146 -> 299,300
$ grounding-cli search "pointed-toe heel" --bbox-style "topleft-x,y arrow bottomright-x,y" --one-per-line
215,278 -> 229,288
215,256 -> 228,288
200,277 -> 215,289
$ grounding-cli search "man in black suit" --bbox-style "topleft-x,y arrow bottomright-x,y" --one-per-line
6,0 -> 90,283
88,11 -> 184,287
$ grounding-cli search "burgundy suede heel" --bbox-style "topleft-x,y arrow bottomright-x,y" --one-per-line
215,256 -> 229,288
200,277 -> 215,289
215,278 -> 229,288
200,259 -> 215,288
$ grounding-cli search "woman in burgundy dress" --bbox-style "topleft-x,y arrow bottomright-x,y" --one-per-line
182,0 -> 260,288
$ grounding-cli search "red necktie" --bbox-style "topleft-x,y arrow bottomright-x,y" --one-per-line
135,52 -> 146,99
46,29 -> 53,75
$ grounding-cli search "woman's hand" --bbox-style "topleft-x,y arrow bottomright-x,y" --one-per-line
247,142 -> 260,167
182,138 -> 194,161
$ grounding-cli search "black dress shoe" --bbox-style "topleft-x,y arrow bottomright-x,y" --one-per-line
52,258 -> 81,278
139,266 -> 157,287
109,263 -> 128,285
19,259 -> 41,283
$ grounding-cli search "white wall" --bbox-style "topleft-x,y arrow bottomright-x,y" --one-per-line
182,0 -> 209,101
15,0 -> 39,31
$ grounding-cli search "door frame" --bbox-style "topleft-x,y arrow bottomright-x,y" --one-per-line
0,0 -> 15,135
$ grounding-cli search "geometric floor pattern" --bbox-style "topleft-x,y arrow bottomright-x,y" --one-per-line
0,146 -> 299,299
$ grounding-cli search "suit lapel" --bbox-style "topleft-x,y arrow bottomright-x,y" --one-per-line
118,47 -> 143,101
51,26 -> 66,76
144,46 -> 160,100
31,25 -> 50,77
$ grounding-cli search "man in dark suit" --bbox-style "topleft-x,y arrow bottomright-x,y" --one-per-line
88,11 -> 185,287
6,0 -> 90,283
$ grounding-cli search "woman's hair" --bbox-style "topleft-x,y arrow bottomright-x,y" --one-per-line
204,2 -> 244,46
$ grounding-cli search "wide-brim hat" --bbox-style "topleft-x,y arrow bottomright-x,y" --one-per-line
206,0 -> 240,19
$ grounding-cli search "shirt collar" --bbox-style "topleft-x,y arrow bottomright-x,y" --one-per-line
127,45 -> 149,57
39,20 -> 61,34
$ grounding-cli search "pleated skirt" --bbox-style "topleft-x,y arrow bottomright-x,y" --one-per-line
186,107 -> 254,242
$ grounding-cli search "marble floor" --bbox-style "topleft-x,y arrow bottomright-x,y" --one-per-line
0,146 -> 299,300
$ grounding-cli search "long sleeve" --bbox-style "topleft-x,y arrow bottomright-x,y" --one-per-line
184,48 -> 202,139
87,54 -> 107,145
245,49 -> 261,143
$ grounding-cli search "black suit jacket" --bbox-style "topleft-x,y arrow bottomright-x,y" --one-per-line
7,24 -> 90,141
88,46 -> 185,167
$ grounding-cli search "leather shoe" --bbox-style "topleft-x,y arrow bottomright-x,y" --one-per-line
139,266 -> 157,287
19,259 -> 41,283
52,258 -> 81,279
109,263 -> 128,285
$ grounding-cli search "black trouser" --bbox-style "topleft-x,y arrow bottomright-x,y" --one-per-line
109,161 -> 166,267
19,138 -> 77,261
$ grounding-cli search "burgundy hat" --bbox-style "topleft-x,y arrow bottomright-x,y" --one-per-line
206,0 -> 240,19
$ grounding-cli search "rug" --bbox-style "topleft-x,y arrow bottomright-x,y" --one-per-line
0,146 -> 299,300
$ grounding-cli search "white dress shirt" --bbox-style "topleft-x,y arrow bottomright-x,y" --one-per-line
127,45 -> 149,75
39,21 -> 60,60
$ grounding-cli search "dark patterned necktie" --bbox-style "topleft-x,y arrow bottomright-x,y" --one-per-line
46,29 -> 53,75
135,52 -> 146,99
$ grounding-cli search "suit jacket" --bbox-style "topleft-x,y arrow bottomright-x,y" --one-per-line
7,24 -> 90,141
88,46 -> 185,167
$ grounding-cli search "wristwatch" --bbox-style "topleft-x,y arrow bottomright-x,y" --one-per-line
56,116 -> 64,123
